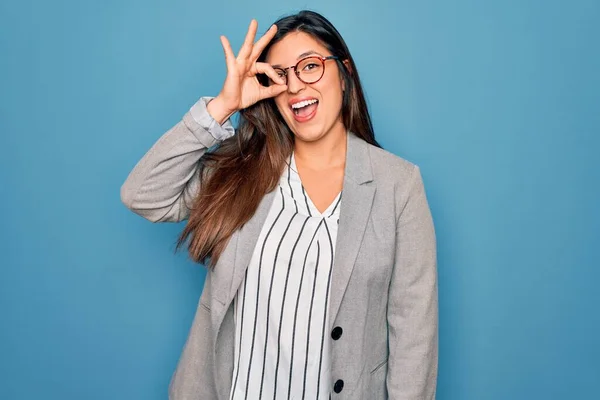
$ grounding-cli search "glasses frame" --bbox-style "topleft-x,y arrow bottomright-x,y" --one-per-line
273,55 -> 339,85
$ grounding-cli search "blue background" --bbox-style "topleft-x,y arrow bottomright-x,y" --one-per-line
1,0 -> 598,399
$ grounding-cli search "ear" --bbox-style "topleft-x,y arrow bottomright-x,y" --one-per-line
341,59 -> 352,91
343,59 -> 352,74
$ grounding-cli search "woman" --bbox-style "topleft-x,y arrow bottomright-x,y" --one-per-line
121,10 -> 438,400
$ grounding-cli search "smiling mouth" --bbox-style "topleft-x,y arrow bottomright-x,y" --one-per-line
291,99 -> 319,117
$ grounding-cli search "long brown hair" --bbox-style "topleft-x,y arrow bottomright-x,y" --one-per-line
177,10 -> 380,267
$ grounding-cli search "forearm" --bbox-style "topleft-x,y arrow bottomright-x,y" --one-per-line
121,97 -> 234,222
387,166 -> 439,399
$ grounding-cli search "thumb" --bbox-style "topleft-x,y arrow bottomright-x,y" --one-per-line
258,84 -> 287,101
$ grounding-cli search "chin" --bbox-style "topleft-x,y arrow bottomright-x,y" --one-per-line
294,132 -> 325,143
289,124 -> 326,143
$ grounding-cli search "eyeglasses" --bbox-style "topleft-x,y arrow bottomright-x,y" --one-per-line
271,55 -> 339,85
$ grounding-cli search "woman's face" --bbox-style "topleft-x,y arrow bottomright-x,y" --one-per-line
266,31 -> 346,144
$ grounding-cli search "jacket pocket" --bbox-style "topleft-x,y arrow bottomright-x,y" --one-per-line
200,301 -> 211,312
369,358 -> 389,399
370,358 -> 388,375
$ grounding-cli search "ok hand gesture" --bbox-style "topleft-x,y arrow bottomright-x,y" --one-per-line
208,20 -> 287,124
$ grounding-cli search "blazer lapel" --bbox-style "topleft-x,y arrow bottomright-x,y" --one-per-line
228,188 -> 277,303
210,188 -> 276,314
328,133 -> 376,328
211,188 -> 277,348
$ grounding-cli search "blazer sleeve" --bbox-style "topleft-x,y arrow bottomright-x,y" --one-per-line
387,165 -> 439,399
120,97 -> 235,222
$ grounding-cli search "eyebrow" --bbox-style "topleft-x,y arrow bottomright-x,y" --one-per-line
271,50 -> 323,68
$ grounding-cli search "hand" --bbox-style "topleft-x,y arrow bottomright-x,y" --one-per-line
208,20 -> 287,124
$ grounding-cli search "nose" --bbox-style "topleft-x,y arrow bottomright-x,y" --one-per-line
286,70 -> 305,94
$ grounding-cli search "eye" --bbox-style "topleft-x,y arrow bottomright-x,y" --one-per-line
303,63 -> 319,71
275,69 -> 286,78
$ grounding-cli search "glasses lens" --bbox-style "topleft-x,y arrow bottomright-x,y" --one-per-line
297,57 -> 325,84
274,68 -> 286,84
266,68 -> 286,86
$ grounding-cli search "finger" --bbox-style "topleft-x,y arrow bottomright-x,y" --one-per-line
258,84 -> 288,101
250,24 -> 278,61
220,36 -> 236,71
238,19 -> 258,61
254,62 -> 285,85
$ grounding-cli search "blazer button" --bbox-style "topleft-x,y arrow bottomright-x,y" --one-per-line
333,379 -> 344,393
331,326 -> 343,340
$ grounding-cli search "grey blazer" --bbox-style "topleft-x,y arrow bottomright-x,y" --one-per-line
121,100 -> 438,400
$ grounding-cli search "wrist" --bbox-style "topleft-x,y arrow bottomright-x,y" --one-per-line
207,95 -> 236,125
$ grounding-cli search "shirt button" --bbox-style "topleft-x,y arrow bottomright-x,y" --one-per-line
333,379 -> 344,393
331,326 -> 343,340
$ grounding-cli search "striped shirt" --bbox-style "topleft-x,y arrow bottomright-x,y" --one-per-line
229,153 -> 342,400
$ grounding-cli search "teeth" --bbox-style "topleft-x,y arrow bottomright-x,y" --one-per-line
291,99 -> 318,109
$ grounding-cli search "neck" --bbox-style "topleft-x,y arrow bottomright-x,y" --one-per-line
293,122 -> 347,171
